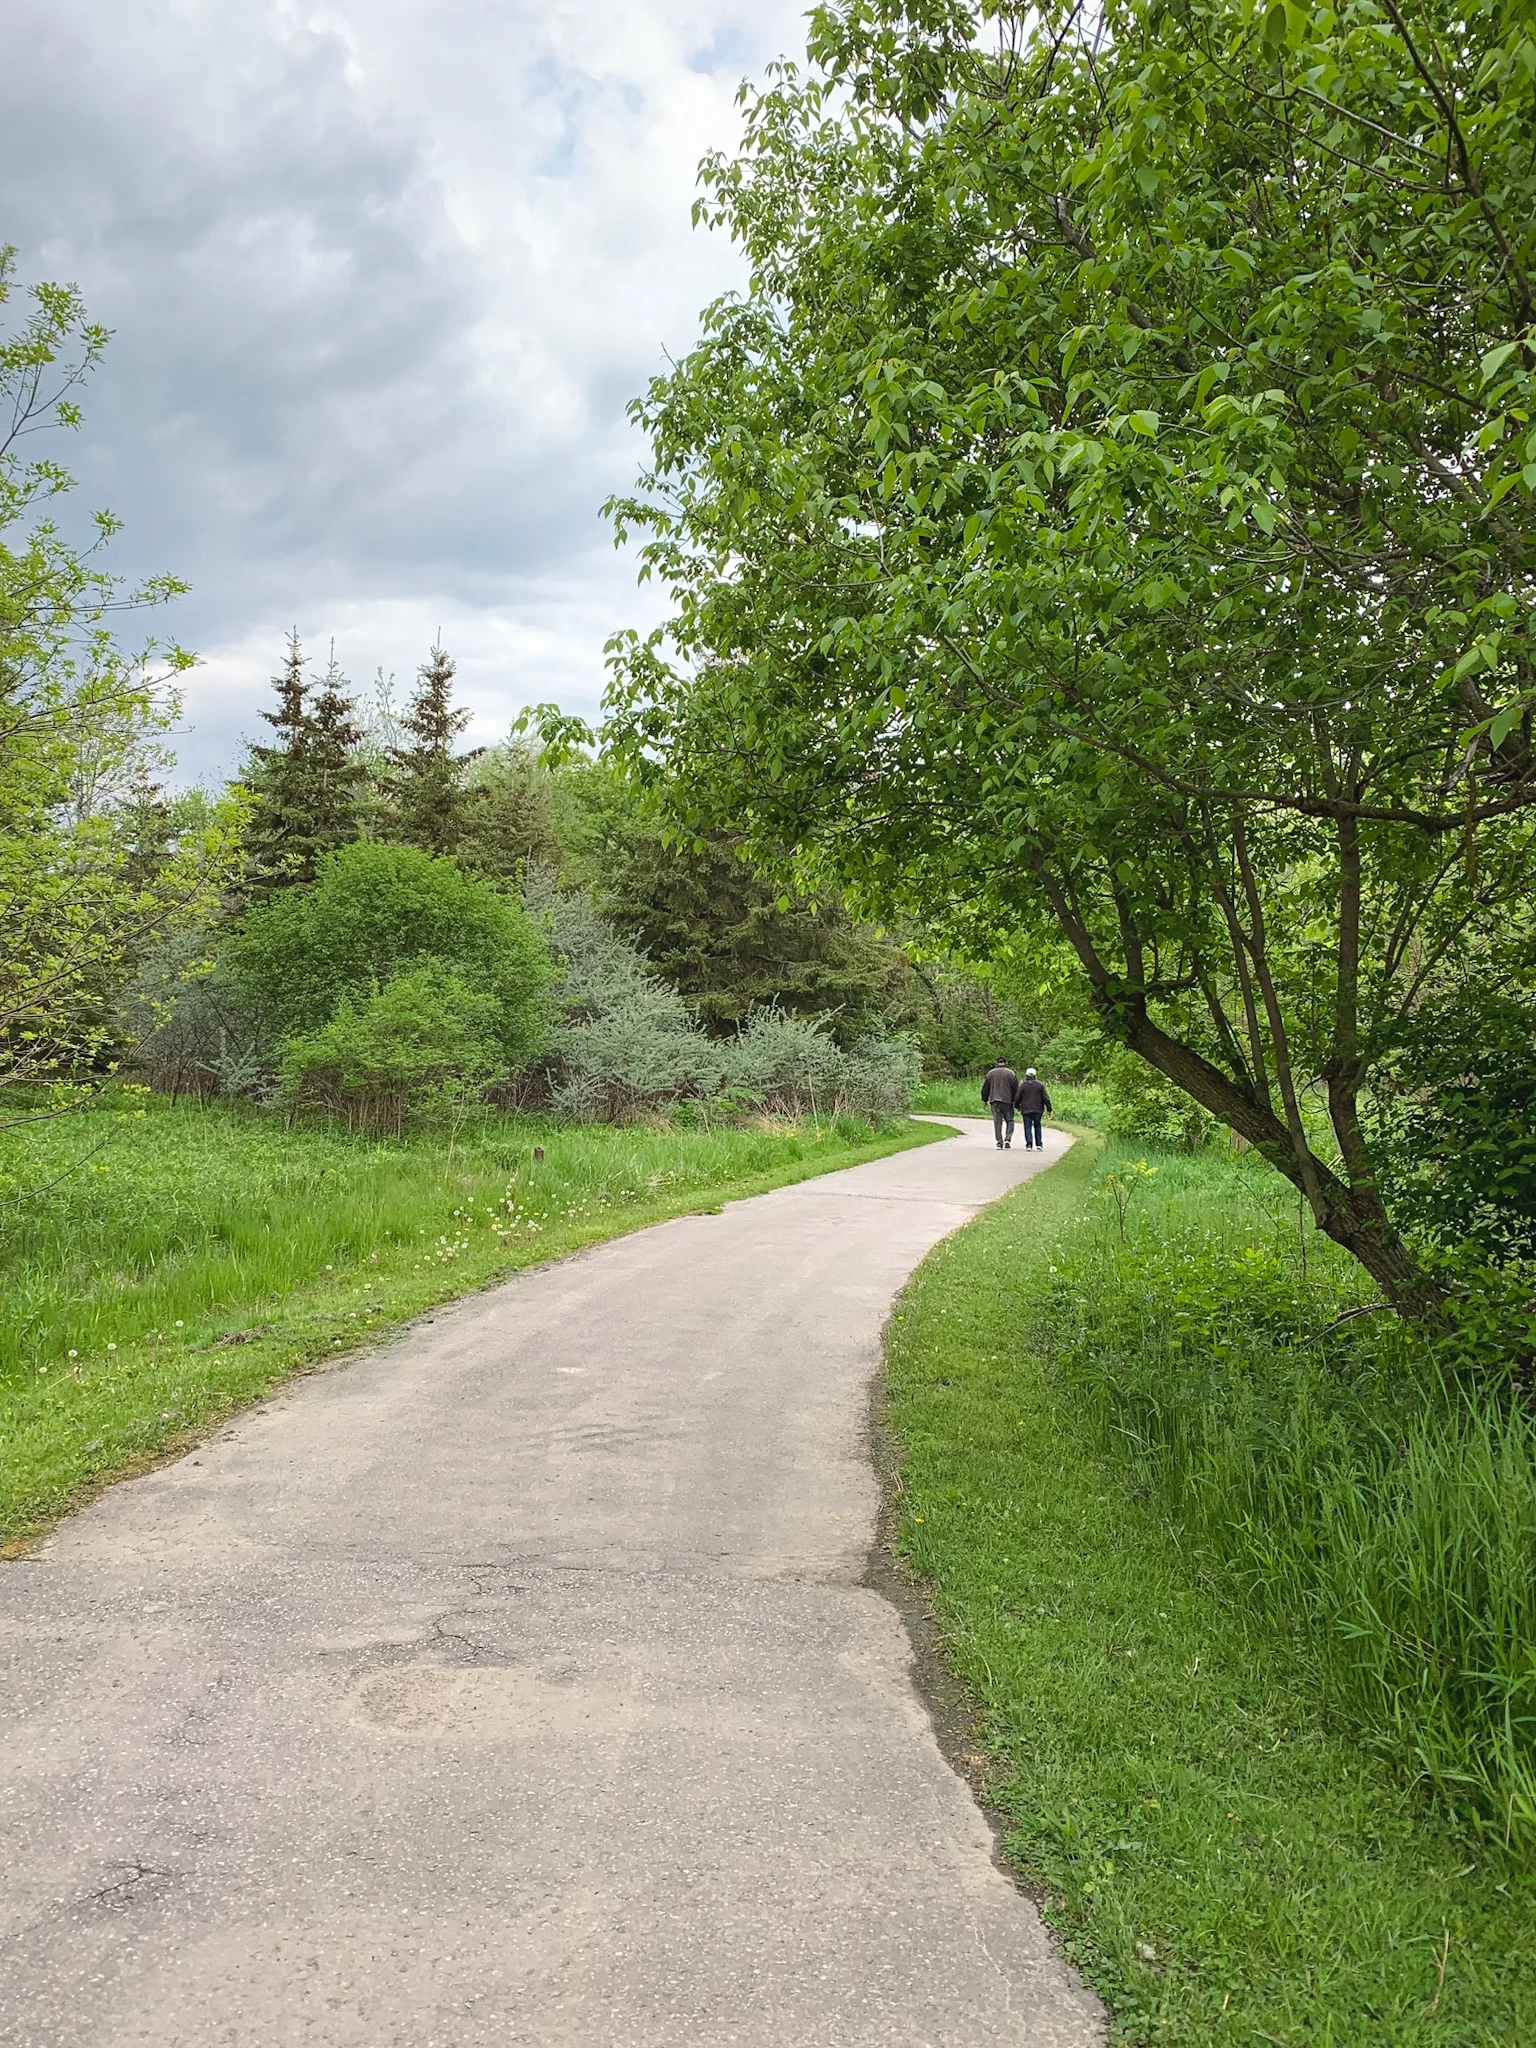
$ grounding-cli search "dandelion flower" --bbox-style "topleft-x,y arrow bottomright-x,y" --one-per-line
175,1320 -> 184,1328
68,1349 -> 78,1358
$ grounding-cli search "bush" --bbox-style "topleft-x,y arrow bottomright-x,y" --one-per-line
226,841 -> 551,1067
530,878 -> 716,1119
526,877 -> 920,1123
279,965 -> 505,1135
1035,1025 -> 1105,1082
1368,989 -> 1536,1264
1101,1047 -> 1215,1150
720,1007 -> 919,1118
118,930 -> 271,1101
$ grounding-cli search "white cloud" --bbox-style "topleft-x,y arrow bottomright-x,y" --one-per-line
2,0 -> 809,781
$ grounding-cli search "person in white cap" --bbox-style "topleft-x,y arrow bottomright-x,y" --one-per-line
1015,1067 -> 1053,1150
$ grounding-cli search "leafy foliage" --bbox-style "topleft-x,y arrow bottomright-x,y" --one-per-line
1101,1047 -> 1215,1150
1369,988 -> 1536,1262
279,964 -> 506,1135
605,0 -> 1536,1314
225,840 -> 551,1068
0,250 -> 239,1082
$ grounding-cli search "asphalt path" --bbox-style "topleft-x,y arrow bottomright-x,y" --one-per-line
2,1116 -> 1101,2046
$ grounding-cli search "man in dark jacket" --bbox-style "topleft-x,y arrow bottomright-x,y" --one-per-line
1016,1067 -> 1053,1150
980,1057 -> 1022,1149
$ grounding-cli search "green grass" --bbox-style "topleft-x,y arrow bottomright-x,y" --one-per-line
1039,1139 -> 1536,1846
913,1076 -> 1105,1123
0,1095 -> 942,1547
883,1135 -> 1536,2044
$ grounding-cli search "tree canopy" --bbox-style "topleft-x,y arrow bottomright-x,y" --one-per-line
607,0 -> 1536,1309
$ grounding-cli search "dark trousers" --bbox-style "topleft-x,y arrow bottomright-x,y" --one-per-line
991,1103 -> 1014,1146
1019,1111 -> 1043,1148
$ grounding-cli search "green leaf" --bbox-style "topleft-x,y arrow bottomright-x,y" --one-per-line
1480,341 -> 1521,383
1489,703 -> 1525,748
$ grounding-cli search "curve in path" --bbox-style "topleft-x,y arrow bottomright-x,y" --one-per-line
2,1118 -> 1102,2047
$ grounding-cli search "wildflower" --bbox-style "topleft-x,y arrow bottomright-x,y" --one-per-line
175,1320 -> 184,1328
68,1349 -> 78,1358
107,1343 -> 117,1352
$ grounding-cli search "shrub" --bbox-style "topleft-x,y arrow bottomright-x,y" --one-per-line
522,875 -> 920,1124
720,1007 -> 919,1119
279,964 -> 504,1136
1035,1025 -> 1105,1082
530,878 -> 716,1119
1367,989 -> 1536,1264
1101,1046 -> 1214,1150
118,930 -> 272,1101
226,840 -> 551,1067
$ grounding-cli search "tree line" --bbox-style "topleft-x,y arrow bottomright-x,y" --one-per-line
0,249 -> 1081,1135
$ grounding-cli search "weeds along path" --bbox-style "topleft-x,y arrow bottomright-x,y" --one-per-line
0,1117 -> 1098,2048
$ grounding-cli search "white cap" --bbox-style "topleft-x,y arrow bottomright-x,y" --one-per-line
1025,1067 -> 1037,1076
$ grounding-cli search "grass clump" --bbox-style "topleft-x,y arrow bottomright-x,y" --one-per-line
0,1094 -> 939,1547
884,1135 -> 1536,2044
1039,1142 -> 1536,1847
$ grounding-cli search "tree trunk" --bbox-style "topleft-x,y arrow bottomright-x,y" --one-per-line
1109,995 -> 1444,1319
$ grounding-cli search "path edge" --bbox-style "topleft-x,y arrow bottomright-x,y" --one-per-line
859,1132 -> 1108,2031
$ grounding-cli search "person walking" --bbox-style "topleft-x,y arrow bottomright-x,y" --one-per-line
980,1056 -> 1023,1149
1016,1067 -> 1053,1151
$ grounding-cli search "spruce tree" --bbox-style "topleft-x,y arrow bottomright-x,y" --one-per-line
457,741 -> 563,884
384,642 -> 473,856
244,631 -> 363,891
305,646 -> 368,859
116,769 -> 176,897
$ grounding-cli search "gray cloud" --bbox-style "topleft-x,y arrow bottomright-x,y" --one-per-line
2,0 -> 807,779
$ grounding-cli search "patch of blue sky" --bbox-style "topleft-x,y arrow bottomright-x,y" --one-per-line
687,25 -> 754,76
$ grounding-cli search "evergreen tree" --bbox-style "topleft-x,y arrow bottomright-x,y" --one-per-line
457,741 -> 563,885
305,647 -> 368,858
115,769 -> 176,898
604,830 -> 902,1044
385,643 -> 472,856
243,632 -> 363,892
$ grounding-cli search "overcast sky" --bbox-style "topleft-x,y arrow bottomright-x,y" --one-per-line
4,0 -> 809,782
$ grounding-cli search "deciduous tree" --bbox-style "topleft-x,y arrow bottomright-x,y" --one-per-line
607,0 -> 1536,1313
0,249 -> 237,1087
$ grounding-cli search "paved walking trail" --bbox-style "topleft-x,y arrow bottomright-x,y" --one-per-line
3,1119 -> 1101,2047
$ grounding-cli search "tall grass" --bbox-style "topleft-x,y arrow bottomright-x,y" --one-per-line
1039,1140 -> 1536,1847
911,1076 -> 1105,1124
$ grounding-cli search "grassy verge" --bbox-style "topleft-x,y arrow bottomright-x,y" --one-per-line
1,1097 -> 942,1547
883,1135 -> 1536,2044
913,1076 -> 1105,1124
